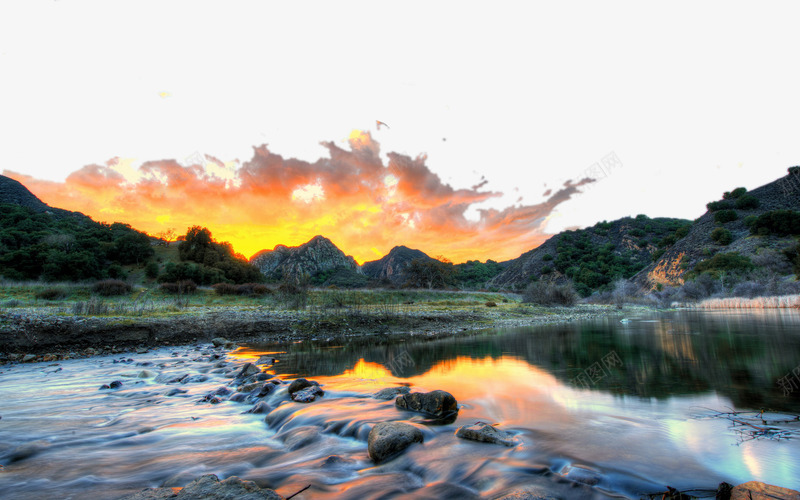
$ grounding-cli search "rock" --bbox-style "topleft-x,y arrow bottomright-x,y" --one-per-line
731,481 -> 800,500
244,401 -> 271,414
495,487 -> 558,500
288,378 -> 318,395
155,373 -> 189,384
136,347 -> 148,354
319,455 -> 355,468
238,381 -> 266,394
235,363 -> 261,379
367,421 -> 424,463
229,393 -> 248,403
137,370 -> 157,378
395,390 -> 458,419
717,482 -> 734,500
109,380 -> 123,389
22,354 -> 36,362
560,464 -> 601,486
181,375 -> 209,384
278,426 -> 321,451
98,384 -> 111,390
121,473 -> 284,499
455,422 -> 519,447
291,385 -> 324,403
42,353 -> 57,362
164,388 -> 188,397
255,355 -> 275,366
210,337 -> 229,348
373,386 -> 410,400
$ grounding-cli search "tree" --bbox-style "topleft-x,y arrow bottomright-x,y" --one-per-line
403,258 -> 456,289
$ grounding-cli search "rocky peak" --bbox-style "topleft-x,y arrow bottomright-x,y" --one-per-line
250,236 -> 360,282
361,245 -> 432,284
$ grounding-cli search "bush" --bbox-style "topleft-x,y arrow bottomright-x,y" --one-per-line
159,280 -> 197,294
789,166 -> 800,175
35,287 -> 68,300
212,282 -> 238,295
92,279 -> 132,297
734,195 -> 760,210
694,253 -> 754,275
714,210 -> 738,224
707,200 -> 733,212
723,187 -> 747,200
749,210 -> 800,236
710,227 -> 733,245
145,261 -> 159,280
522,280 -> 578,306
485,301 -> 497,307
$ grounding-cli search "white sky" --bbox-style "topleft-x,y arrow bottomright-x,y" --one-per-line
1,0 -> 799,234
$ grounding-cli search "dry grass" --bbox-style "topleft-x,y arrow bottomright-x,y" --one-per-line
695,294 -> 800,309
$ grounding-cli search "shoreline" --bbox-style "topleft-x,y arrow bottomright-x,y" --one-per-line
0,303 -> 625,363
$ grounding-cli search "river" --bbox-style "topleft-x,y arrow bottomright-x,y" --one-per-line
1,310 -> 799,499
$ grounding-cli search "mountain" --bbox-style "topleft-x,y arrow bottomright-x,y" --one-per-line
489,216 -> 690,295
361,246 -> 432,285
0,174 -> 79,218
635,168 -> 800,290
250,235 -> 360,283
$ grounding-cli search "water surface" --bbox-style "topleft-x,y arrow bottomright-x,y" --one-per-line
1,310 -> 800,499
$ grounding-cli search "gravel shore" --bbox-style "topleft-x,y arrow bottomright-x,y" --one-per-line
0,303 -> 621,363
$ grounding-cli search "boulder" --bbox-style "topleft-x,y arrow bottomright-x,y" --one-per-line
367,421 -> 424,463
288,378 -> 318,395
255,355 -> 275,366
121,473 -> 283,499
22,354 -> 36,362
395,390 -> 458,419
137,370 -> 157,378
291,385 -> 324,403
235,363 -> 261,379
373,386 -> 410,400
244,401 -> 271,414
210,337 -> 231,348
455,422 -> 519,447
731,481 -> 800,500
238,381 -> 266,394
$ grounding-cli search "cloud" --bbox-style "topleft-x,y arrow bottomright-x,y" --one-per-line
4,131 -> 594,263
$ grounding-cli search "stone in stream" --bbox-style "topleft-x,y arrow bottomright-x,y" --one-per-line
367,421 -> 424,463
395,390 -> 458,419
255,355 -> 275,366
109,380 -> 123,389
155,373 -> 190,384
244,401 -> 271,414
730,481 -> 800,500
235,363 -> 261,379
210,337 -> 232,348
287,378 -> 319,395
373,386 -> 410,400
238,381 -> 266,394
291,385 -> 324,403
495,487 -> 559,500
229,393 -> 248,403
181,374 -> 209,384
22,354 -> 36,363
455,422 -> 519,447
121,473 -> 283,499
137,370 -> 156,378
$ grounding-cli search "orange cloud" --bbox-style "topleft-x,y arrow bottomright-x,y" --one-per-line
4,131 -> 592,264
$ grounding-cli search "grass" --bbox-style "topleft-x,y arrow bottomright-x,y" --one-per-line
0,280 -> 517,318
696,294 -> 800,309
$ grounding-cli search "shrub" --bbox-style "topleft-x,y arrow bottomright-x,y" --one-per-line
159,280 -> 197,294
749,210 -> 800,236
485,301 -> 497,307
35,287 -> 68,300
694,253 -> 754,275
212,282 -> 238,295
714,210 -> 738,224
92,279 -> 132,297
723,187 -> 747,199
541,254 -> 554,261
789,166 -> 800,175
675,225 -> 690,239
734,195 -> 760,210
707,200 -> 733,212
522,280 -> 578,306
145,261 -> 159,279
710,228 -> 733,245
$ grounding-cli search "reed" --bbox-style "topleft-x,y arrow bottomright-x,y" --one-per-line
695,294 -> 800,309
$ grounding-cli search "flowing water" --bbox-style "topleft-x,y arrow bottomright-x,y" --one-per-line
2,310 -> 800,499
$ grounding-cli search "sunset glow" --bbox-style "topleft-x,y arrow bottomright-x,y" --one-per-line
4,131 -> 591,263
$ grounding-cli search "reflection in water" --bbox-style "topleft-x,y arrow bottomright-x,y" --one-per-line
0,310 -> 799,499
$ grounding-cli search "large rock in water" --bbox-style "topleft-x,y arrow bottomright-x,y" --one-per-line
122,473 -> 284,499
455,422 -> 519,447
730,481 -> 800,500
249,235 -> 360,283
367,422 -> 424,463
288,378 -> 324,403
395,390 -> 458,419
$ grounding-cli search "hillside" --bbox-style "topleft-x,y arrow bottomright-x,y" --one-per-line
250,235 -> 361,283
489,216 -> 690,295
0,175 -> 76,218
636,168 -> 800,290
361,246 -> 432,285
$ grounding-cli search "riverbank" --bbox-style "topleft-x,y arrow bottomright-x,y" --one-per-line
0,300 -> 623,363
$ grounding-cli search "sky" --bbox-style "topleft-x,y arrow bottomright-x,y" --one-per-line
2,1 -> 799,263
